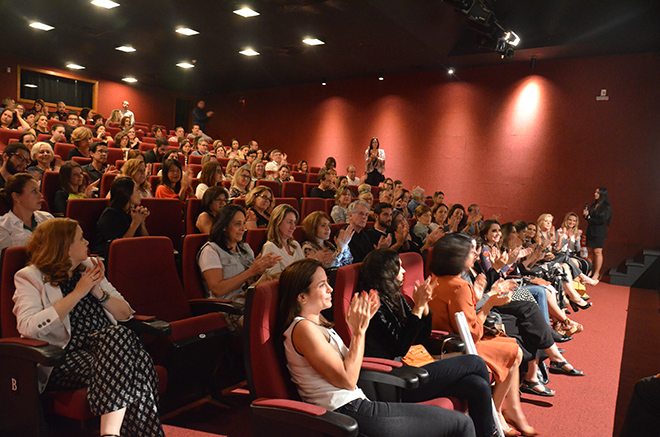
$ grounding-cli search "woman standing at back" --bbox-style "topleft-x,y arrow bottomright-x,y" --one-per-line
583,187 -> 612,280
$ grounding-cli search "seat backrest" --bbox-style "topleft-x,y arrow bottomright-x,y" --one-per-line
0,246 -> 29,337
71,156 -> 92,165
301,198 -> 325,220
245,281 -> 299,400
245,228 -> 268,255
107,237 -> 191,322
303,183 -> 316,197
142,136 -> 157,144
309,166 -> 322,174
65,198 -> 109,246
181,233 -> 210,300
370,186 -> 381,199
53,143 -> 75,161
189,154 -> 202,165
232,198 -> 247,208
139,143 -> 155,153
274,197 -> 299,213
282,181 -> 303,199
290,171 -> 306,183
306,173 -> 320,184
324,199 -> 335,216
0,128 -> 22,149
333,262 -> 362,344
256,180 -> 281,197
99,172 -> 118,198
106,147 -> 124,167
399,252 -> 425,303
187,163 -> 202,176
349,185 -> 359,197
148,175 -> 160,196
185,197 -> 202,234
41,171 -> 61,210
139,198 -> 185,251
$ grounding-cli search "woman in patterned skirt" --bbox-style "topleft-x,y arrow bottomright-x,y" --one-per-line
13,218 -> 164,437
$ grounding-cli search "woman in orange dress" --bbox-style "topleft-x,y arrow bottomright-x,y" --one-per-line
428,233 -> 535,436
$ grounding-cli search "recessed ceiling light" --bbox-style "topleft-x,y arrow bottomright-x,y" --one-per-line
24,84 -> 38,88
176,27 -> 199,36
116,45 -> 136,52
91,0 -> 120,9
233,7 -> 259,18
176,62 -> 195,69
66,63 -> 85,70
29,22 -> 54,31
378,76 -> 384,81
303,38 -> 325,46
122,77 -> 137,83
321,82 -> 327,86
447,68 -> 455,75
239,48 -> 260,56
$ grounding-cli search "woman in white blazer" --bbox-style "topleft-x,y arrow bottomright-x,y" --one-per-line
13,218 -> 164,437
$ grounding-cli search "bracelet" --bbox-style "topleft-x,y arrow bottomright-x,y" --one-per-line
96,288 -> 111,304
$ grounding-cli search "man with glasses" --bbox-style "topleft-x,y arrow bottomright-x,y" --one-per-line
191,137 -> 209,156
81,142 -> 119,187
0,143 -> 31,189
64,110 -> 80,142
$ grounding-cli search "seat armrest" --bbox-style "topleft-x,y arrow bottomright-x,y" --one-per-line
0,337 -> 65,366
251,398 -> 358,437
119,316 -> 172,337
425,332 -> 465,355
358,363 -> 423,390
189,298 -> 244,316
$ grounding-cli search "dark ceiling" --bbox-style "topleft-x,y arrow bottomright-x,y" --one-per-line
4,0 -> 660,96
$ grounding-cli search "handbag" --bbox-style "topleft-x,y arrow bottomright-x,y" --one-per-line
401,344 -> 435,367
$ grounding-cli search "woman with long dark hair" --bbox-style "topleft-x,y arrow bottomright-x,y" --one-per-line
359,249 -> 495,437
583,187 -> 612,280
278,258 -> 477,437
364,137 -> 385,186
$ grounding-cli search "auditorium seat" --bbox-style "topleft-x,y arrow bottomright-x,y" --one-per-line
99,172 -> 118,198
106,147 -> 124,166
349,185 -> 359,196
324,198 -> 335,216
41,171 -> 60,214
300,198 -> 325,220
139,198 -> 185,251
148,175 -> 160,195
189,154 -> 202,165
185,198 -> 202,234
0,128 -> 22,149
232,197 -> 246,208
53,143 -> 75,161
282,181 -> 303,199
307,173 -> 320,184
309,166 -> 322,173
256,179 -> 281,197
139,143 -> 155,153
290,171 -> 306,182
71,157 -> 92,165
303,182 -> 316,197
65,198 -> 108,248
274,197 -> 299,212
246,228 -> 268,255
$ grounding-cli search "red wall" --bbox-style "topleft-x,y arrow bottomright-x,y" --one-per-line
204,52 -> 660,269
0,50 -> 191,129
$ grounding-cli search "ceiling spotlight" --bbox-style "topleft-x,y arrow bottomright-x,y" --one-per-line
378,76 -> 384,81
233,7 -> 259,17
91,0 -> 120,8
116,45 -> 136,52
303,38 -> 325,46
447,68 -> 455,75
66,63 -> 85,70
122,77 -> 137,83
24,84 -> 38,88
322,82 -> 327,86
176,62 -> 195,68
239,48 -> 260,56
29,22 -> 54,31
504,31 -> 520,47
176,27 -> 199,36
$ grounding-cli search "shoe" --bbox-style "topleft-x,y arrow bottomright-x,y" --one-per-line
520,380 -> 555,397
582,294 -> 591,300
503,428 -> 521,436
557,348 -> 565,354
548,361 -> 584,376
581,276 -> 599,286
561,318 -> 583,336
569,300 -> 592,312
537,361 -> 549,385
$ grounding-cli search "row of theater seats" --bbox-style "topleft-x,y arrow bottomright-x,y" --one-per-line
0,235 -> 460,436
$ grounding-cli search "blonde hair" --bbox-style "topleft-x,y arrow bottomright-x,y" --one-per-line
121,158 -> 151,194
535,213 -> 553,243
230,165 -> 252,193
334,186 -> 351,204
267,204 -> 299,249
250,159 -> 265,180
30,141 -> 53,161
70,126 -> 92,146
561,212 -> 580,235
27,218 -> 83,285
245,185 -> 274,209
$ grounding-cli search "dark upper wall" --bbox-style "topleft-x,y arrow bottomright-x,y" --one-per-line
0,50 -> 190,129
204,52 -> 660,268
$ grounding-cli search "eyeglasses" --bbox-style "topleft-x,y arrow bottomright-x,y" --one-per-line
11,153 -> 29,163
258,194 -> 272,203
240,173 -> 250,179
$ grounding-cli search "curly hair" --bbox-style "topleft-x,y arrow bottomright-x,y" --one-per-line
359,250 -> 405,322
27,218 -> 83,285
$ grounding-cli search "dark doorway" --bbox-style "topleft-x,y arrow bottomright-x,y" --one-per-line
175,98 -> 191,131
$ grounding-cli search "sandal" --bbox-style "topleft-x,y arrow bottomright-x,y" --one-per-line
548,361 -> 584,376
520,380 -> 555,397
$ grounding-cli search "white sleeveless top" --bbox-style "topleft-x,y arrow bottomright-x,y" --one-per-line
283,316 -> 367,411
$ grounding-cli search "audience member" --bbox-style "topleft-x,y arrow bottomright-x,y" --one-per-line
364,137 -> 385,186
195,186 -> 228,234
121,158 -> 152,198
27,142 -> 59,181
196,161 -> 224,199
67,127 -> 93,159
261,204 -> 304,278
301,211 -> 353,268
191,137 -> 210,156
346,165 -> 360,185
330,186 -> 352,224
245,186 -> 274,229
0,173 -> 54,251
250,159 -> 266,181
0,142 -> 31,189
119,100 -> 135,125
53,161 -> 97,215
407,186 -> 426,215
154,159 -> 191,203
309,169 -> 335,199
228,165 -> 253,199
82,142 -> 119,186
92,177 -> 149,259
144,138 -> 169,164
